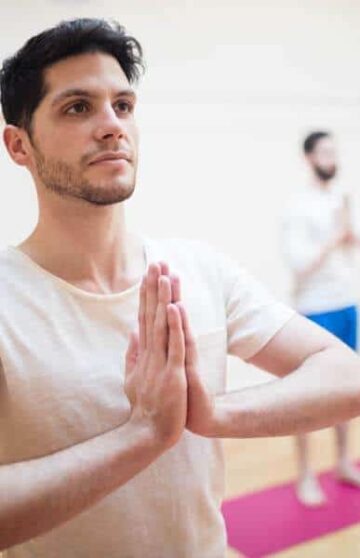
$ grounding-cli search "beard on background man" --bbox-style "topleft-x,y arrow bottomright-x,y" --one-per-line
313,163 -> 337,182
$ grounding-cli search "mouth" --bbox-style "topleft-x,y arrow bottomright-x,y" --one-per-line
90,159 -> 129,168
89,152 -> 131,166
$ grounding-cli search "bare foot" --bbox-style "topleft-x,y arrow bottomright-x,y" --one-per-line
296,474 -> 327,507
337,463 -> 360,487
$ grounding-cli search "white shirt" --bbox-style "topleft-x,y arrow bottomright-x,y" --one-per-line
281,184 -> 358,314
0,238 -> 294,558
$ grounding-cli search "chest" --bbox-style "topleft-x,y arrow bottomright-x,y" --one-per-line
305,196 -> 343,240
0,277 -> 227,462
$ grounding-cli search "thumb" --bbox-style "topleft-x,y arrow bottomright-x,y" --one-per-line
176,302 -> 198,370
125,332 -> 139,375
175,302 -> 203,392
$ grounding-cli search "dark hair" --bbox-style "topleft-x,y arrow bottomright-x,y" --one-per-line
0,18 -> 145,133
303,131 -> 331,154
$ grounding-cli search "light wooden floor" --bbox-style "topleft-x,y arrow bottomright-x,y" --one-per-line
224,417 -> 360,557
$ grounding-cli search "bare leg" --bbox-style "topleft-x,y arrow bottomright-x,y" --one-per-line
295,433 -> 327,506
335,422 -> 360,486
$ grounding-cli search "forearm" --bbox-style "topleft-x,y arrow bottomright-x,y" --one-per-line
0,419 -> 161,551
211,346 -> 360,438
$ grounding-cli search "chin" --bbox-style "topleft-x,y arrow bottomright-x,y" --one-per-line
82,183 -> 135,206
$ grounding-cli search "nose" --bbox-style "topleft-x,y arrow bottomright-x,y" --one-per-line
93,104 -> 125,142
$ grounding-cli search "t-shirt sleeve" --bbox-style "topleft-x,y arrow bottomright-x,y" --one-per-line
216,250 -> 295,361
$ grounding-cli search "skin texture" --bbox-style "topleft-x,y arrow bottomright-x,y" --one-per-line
2,50 -> 360,548
4,52 -> 142,295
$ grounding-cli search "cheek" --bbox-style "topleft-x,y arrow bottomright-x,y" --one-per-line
46,131 -> 87,165
128,121 -> 139,147
322,158 -> 335,168
314,155 -> 326,168
32,114 -> 89,167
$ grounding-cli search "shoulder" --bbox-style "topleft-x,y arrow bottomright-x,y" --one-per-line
0,248 -> 23,284
0,247 -> 39,305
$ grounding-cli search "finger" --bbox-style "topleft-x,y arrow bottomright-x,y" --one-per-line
176,302 -> 198,368
167,303 -> 185,368
146,263 -> 161,348
169,273 -> 181,303
138,275 -> 147,352
125,332 -> 139,376
152,276 -> 172,355
159,261 -> 170,276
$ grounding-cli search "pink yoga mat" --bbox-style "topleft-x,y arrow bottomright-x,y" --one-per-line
222,466 -> 360,557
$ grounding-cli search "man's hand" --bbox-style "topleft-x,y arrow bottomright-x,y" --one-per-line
164,270 -> 218,437
177,302 -> 218,437
125,263 -> 187,450
333,226 -> 357,248
333,197 -> 358,248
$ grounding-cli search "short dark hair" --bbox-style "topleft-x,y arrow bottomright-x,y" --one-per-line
0,18 -> 144,133
303,131 -> 331,154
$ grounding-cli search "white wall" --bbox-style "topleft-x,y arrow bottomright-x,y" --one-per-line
1,0 -> 360,388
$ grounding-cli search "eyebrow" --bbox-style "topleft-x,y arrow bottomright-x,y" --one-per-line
51,88 -> 137,107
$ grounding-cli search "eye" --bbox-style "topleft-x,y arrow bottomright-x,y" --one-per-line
65,101 -> 89,115
115,100 -> 133,113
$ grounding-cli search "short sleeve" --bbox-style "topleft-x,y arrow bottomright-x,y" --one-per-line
216,251 -> 295,361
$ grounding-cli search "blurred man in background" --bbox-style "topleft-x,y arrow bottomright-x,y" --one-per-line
282,131 -> 360,506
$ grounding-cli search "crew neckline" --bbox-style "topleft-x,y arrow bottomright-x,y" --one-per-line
6,237 -> 151,302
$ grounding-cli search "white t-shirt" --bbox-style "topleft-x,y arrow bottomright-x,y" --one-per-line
0,238 -> 294,558
281,185 -> 358,314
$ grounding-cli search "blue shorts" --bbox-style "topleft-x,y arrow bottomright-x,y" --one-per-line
305,305 -> 358,351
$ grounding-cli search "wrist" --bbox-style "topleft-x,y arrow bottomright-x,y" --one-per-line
125,413 -> 176,457
116,417 -> 165,465
198,395 -> 228,438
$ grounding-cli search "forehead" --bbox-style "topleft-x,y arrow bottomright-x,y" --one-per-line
43,52 -> 130,100
314,137 -> 335,153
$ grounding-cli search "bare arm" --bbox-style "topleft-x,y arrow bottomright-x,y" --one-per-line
180,312 -> 360,438
215,315 -> 360,437
0,263 -> 187,550
0,421 -> 160,551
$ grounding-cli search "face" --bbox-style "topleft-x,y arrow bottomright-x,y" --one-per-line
307,136 -> 337,182
25,52 -> 139,206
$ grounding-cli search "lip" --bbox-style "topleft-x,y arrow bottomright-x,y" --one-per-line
89,152 -> 131,165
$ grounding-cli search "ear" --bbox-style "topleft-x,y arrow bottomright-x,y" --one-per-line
3,125 -> 32,167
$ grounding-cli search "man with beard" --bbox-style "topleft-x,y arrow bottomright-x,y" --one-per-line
1,20 -> 360,557
282,131 -> 360,506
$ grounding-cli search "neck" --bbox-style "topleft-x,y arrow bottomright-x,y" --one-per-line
19,195 -> 145,294
310,173 -> 333,191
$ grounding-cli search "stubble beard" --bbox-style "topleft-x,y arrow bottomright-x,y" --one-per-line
33,147 -> 136,206
313,163 -> 337,183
